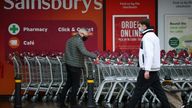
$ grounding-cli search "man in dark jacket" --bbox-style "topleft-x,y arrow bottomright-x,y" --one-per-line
59,28 -> 97,108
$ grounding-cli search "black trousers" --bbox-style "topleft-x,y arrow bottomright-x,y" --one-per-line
127,69 -> 170,108
59,64 -> 82,105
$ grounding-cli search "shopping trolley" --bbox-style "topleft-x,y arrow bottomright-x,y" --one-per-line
117,65 -> 139,104
29,56 -> 50,102
78,58 -> 97,104
51,56 -> 66,102
94,62 -> 118,104
10,54 -> 24,102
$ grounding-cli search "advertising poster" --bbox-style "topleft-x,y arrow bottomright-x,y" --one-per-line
165,15 -> 192,52
158,0 -> 192,50
112,15 -> 149,51
105,0 -> 157,52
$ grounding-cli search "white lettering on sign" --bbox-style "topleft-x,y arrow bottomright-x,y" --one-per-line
58,27 -> 70,32
23,27 -> 48,32
120,21 -> 140,37
121,21 -> 138,29
23,40 -> 35,46
4,0 -> 103,14
121,29 -> 140,37
76,27 -> 94,32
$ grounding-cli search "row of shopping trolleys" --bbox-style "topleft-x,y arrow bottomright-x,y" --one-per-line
10,55 -> 68,102
9,54 -> 192,106
85,59 -> 192,107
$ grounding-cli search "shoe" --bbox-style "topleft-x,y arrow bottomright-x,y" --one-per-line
70,104 -> 83,108
57,103 -> 68,108
123,102 -> 129,108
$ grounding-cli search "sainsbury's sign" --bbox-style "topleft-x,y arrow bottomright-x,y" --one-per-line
4,0 -> 103,13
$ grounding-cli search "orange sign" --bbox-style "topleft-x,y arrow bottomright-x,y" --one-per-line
8,37 -> 20,49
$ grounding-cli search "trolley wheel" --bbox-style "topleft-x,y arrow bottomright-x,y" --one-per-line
25,94 -> 29,99
141,103 -> 145,108
9,96 -> 14,102
101,100 -> 107,106
186,102 -> 191,108
156,102 -> 161,108
53,96 -> 58,102
152,102 -> 159,108
78,99 -> 83,105
31,95 -> 38,102
48,95 -> 53,101
104,102 -> 112,108
42,96 -> 48,102
141,102 -> 149,108
112,100 -> 118,107
118,102 -> 124,108
145,102 -> 150,108
22,96 -> 26,102
95,102 -> 99,106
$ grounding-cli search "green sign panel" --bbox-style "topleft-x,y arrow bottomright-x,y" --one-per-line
169,37 -> 179,48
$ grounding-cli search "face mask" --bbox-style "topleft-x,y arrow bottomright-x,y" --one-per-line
82,36 -> 88,41
138,27 -> 144,33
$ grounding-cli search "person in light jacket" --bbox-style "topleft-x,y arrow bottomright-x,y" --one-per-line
125,19 -> 170,108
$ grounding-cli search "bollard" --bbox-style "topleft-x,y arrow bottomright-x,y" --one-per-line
87,75 -> 96,108
14,74 -> 22,108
